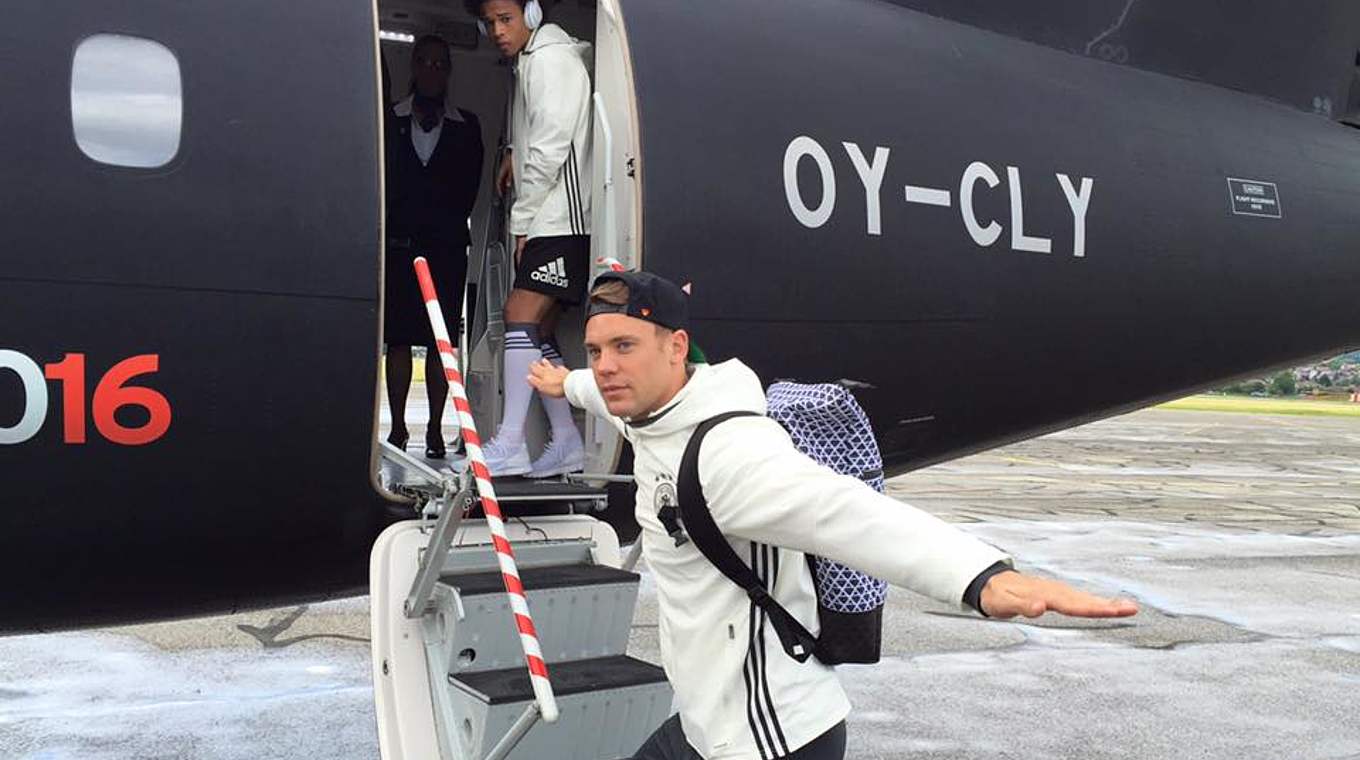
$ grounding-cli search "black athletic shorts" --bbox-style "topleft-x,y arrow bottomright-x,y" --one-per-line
515,234 -> 591,305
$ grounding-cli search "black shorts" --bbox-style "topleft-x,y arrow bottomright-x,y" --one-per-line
515,235 -> 591,305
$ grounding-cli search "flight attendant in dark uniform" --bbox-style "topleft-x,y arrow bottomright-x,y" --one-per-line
385,35 -> 484,458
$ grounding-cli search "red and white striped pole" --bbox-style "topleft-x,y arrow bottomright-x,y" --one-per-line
413,257 -> 559,725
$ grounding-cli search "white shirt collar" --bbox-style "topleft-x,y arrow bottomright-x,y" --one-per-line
392,95 -> 465,123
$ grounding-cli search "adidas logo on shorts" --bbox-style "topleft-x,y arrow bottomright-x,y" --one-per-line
531,257 -> 570,288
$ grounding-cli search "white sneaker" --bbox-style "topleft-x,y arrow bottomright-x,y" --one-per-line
527,433 -> 586,478
480,437 -> 531,478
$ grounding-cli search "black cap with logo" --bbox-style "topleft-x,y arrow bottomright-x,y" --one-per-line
586,270 -> 707,363
586,271 -> 689,331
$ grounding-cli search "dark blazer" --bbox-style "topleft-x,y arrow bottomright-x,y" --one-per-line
385,98 -> 484,251
383,97 -> 484,346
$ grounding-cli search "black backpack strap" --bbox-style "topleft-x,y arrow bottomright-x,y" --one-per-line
678,412 -> 821,664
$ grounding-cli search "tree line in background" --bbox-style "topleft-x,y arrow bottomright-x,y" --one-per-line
1218,351 -> 1360,398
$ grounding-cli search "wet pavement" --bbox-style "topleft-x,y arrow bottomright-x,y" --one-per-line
2,408 -> 1358,759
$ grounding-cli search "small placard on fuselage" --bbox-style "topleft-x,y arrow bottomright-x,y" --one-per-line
1227,178 -> 1282,219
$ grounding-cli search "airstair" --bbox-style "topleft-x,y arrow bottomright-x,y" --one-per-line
372,444 -> 670,760
371,141 -> 661,756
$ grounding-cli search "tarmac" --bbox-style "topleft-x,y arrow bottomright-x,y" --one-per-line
2,408 -> 1358,759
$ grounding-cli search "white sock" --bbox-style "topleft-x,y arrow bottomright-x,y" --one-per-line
539,339 -> 581,443
498,324 -> 542,448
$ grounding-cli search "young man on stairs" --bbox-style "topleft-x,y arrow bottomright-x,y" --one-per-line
468,0 -> 594,477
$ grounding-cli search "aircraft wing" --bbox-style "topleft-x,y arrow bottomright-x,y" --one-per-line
890,0 -> 1360,121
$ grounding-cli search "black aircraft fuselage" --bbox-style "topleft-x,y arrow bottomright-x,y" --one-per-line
3,0 -> 1359,633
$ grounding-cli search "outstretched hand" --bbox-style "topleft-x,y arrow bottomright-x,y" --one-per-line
528,359 -> 570,398
981,571 -> 1138,619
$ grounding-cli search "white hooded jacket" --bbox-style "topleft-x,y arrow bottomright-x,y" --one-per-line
565,360 -> 1011,759
511,23 -> 593,240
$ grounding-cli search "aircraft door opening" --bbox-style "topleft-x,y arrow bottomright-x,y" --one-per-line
373,0 -> 642,496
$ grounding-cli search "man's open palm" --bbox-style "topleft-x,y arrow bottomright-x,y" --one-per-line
528,359 -> 570,398
981,571 -> 1138,619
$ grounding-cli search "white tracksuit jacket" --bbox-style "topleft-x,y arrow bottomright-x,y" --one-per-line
510,23 -> 593,240
565,360 -> 1011,759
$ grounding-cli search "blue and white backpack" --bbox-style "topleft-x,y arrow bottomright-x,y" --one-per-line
677,382 -> 888,665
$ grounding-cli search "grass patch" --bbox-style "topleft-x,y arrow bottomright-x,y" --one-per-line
1159,395 -> 1360,418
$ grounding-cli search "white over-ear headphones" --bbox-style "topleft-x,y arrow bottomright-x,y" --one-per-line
477,0 -> 543,37
524,0 -> 544,30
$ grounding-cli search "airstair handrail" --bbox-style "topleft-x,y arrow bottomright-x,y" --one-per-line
413,257 -> 561,726
593,92 -> 617,266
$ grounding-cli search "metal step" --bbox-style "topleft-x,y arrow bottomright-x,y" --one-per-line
428,564 -> 641,676
445,656 -> 671,760
450,478 -> 612,519
491,479 -> 610,504
377,455 -> 608,515
448,564 -> 639,597
453,655 -> 666,705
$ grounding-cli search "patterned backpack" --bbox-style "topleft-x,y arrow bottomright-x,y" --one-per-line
676,382 -> 888,665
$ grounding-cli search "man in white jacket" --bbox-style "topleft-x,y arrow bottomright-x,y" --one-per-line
469,0 -> 593,477
529,271 -> 1139,760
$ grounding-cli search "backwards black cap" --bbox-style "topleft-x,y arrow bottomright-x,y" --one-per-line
587,270 -> 689,331
587,270 -> 708,363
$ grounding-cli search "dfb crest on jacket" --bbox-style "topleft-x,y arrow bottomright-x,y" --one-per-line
653,473 -> 686,546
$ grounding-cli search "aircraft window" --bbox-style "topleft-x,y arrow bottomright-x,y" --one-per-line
70,34 -> 182,168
